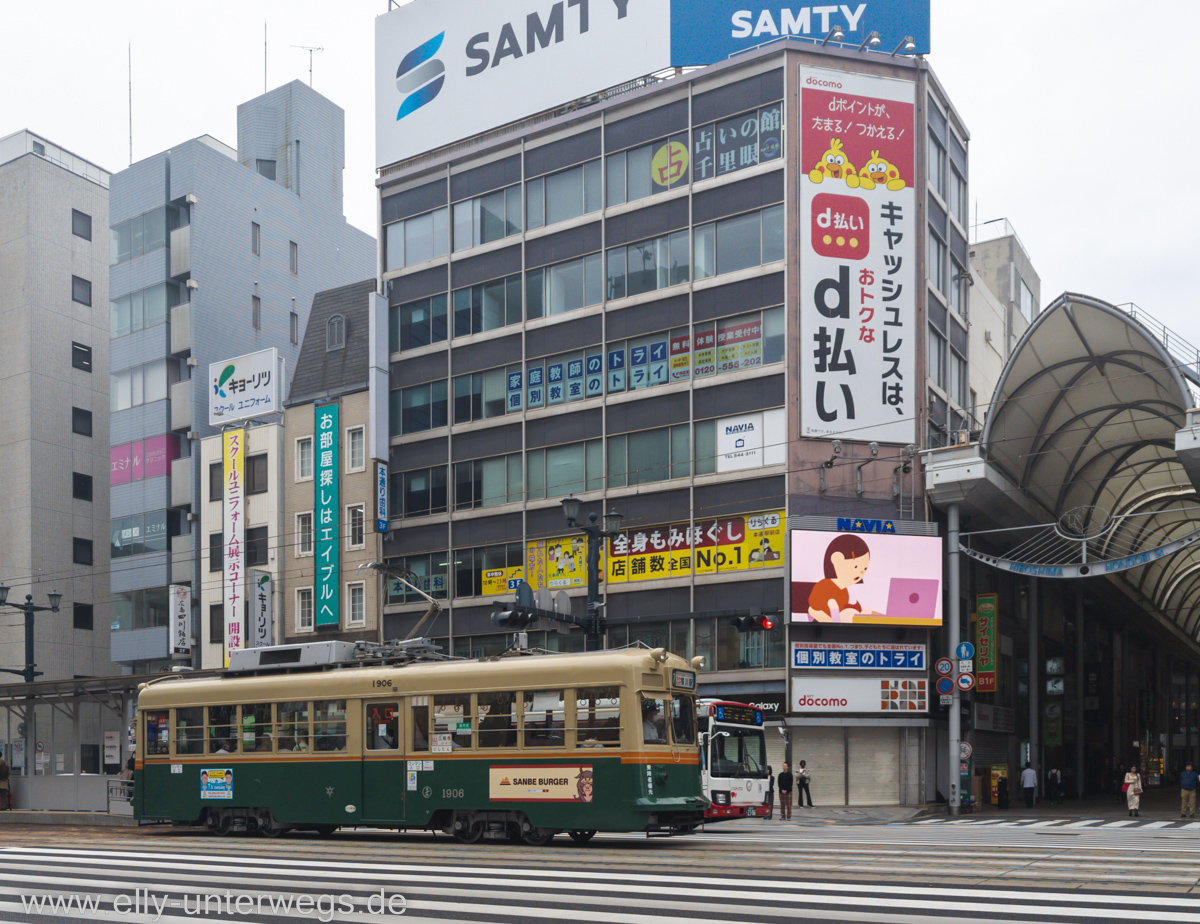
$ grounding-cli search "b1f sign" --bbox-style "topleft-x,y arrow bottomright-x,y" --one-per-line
209,348 -> 280,426
669,1 -> 930,65
375,0 -> 671,167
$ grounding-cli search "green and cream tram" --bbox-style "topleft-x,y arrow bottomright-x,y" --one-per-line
134,644 -> 707,844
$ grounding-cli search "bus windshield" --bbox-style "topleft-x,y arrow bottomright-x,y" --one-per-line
709,726 -> 768,778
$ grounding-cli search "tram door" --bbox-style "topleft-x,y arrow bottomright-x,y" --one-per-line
362,700 -> 406,824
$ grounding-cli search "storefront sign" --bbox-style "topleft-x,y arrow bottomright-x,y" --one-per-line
609,511 -> 784,584
792,677 -> 927,713
209,348 -> 279,425
250,570 -> 273,648
169,584 -> 191,658
111,435 -> 180,486
524,535 -> 592,590
975,703 -> 1015,734
376,462 -> 389,533
483,566 -> 525,597
976,594 -> 997,692
103,731 -> 120,767
792,642 -> 925,670
488,764 -> 594,802
790,528 -> 942,625
716,410 -> 785,472
222,430 -> 245,668
1044,701 -> 1063,748
799,66 -> 917,444
314,404 -> 340,627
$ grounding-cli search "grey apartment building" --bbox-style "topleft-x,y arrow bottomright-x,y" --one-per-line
377,45 -> 969,798
108,81 -> 374,672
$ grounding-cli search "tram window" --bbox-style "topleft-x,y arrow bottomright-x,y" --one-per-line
207,705 -> 239,754
670,695 -> 696,745
434,694 -> 473,750
640,695 -> 669,745
411,696 -> 430,751
278,701 -> 310,752
314,700 -> 347,751
241,704 -> 273,752
175,708 -> 204,755
478,692 -> 517,748
145,711 -> 169,756
576,686 -> 621,747
523,690 -> 565,748
366,702 -> 400,750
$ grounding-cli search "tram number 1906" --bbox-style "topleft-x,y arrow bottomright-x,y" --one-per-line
371,679 -> 393,688
442,789 -> 464,800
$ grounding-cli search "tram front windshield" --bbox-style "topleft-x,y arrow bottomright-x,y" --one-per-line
709,726 -> 768,778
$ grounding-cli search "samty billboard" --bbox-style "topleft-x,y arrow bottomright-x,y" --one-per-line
790,529 -> 942,626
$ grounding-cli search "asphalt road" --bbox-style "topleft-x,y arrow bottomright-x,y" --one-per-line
1,818 -> 1198,922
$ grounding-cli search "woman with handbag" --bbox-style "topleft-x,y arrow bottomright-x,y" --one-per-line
1124,766 -> 1144,817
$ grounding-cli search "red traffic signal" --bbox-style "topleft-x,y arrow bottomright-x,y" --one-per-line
760,616 -> 775,631
733,614 -> 777,632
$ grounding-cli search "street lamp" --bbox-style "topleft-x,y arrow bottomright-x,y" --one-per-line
820,26 -> 845,46
857,30 -> 881,52
0,585 -> 62,780
561,497 -> 623,651
891,36 -> 917,56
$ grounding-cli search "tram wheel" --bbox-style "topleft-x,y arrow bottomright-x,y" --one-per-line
521,828 -> 557,847
313,825 -> 338,838
212,813 -> 232,837
258,813 -> 285,838
453,818 -> 485,844
567,830 -> 596,845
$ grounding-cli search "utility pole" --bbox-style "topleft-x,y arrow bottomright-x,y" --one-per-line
0,587 -> 62,778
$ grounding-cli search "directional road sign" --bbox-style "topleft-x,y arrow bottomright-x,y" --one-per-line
956,673 -> 976,692
955,642 -> 975,661
935,658 -> 954,676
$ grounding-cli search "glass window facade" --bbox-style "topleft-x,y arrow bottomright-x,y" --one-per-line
110,206 -> 179,266
111,282 -> 180,338
392,466 -> 449,518
390,381 -> 449,436
385,207 -> 449,271
605,134 -> 689,207
693,205 -> 784,280
453,275 -> 522,338
526,252 -> 603,319
453,185 -> 521,250
527,160 -> 600,230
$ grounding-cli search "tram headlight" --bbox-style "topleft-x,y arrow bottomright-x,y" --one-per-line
650,648 -> 668,664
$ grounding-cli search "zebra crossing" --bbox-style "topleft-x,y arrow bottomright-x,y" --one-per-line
915,815 -> 1200,830
1,842 -> 1198,923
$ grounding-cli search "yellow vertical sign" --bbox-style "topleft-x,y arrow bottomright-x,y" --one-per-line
222,429 -> 246,667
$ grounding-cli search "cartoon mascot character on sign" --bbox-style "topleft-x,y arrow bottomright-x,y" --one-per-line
852,150 -> 907,191
808,138 -> 856,184
574,769 -> 594,802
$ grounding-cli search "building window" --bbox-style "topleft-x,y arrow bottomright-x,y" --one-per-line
525,252 -> 603,320
526,160 -> 601,231
606,135 -> 689,207
110,282 -> 180,338
72,209 -> 92,240
607,425 -> 691,488
1020,279 -> 1037,322
72,472 -> 93,501
346,583 -> 365,627
692,205 -> 784,281
452,274 -> 525,340
525,347 -> 602,407
73,602 -> 94,630
384,207 -> 449,272
110,358 -> 174,412
346,427 -> 365,472
949,166 -> 967,229
71,342 -> 92,373
246,454 -> 268,495
928,326 -> 948,390
692,104 -> 783,182
289,240 -> 298,273
927,128 -> 947,199
384,553 -> 449,603
453,184 -> 522,252
72,275 -> 92,306
693,420 -> 717,476
251,221 -> 261,255
73,538 -> 93,566
296,588 -> 314,630
72,407 -> 92,436
296,512 -> 314,556
927,227 -> 948,295
295,437 -> 314,481
209,461 -> 223,501
453,366 -> 521,424
526,439 -> 603,500
209,533 -> 223,572
392,466 -> 448,518
948,260 -> 965,317
393,294 -> 449,352
256,159 -> 276,181
347,505 -> 366,549
111,511 -> 168,558
327,314 -> 345,351
209,604 -> 224,644
245,526 -> 268,566
251,295 -> 261,330
454,454 -> 522,510
290,311 -> 299,345
389,380 -> 448,436
109,206 -> 178,265
607,231 -> 689,301
454,542 -> 524,598
948,348 -> 968,408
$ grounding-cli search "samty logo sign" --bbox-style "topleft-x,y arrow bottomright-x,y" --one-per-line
376,0 -> 670,166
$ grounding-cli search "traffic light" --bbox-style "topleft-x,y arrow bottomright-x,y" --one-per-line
490,604 -> 536,629
733,614 -> 776,632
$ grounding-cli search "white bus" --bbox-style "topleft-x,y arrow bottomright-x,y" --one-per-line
698,700 -> 771,820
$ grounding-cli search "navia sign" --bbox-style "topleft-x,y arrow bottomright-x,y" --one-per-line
837,517 -> 896,534
376,0 -> 671,167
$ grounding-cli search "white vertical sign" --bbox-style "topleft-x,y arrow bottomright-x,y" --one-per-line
169,583 -> 191,658
250,570 -> 273,648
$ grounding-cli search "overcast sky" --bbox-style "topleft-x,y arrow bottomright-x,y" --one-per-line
6,1 -> 1197,341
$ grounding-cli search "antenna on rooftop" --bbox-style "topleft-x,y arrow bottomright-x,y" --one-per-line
128,44 -> 132,166
264,22 -> 268,93
292,45 -> 324,87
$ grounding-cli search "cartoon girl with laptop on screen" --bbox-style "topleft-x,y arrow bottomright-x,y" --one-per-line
805,534 -> 939,624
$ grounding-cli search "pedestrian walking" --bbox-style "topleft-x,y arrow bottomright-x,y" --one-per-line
1020,762 -> 1037,808
777,763 -> 794,820
0,754 -> 10,810
764,766 -> 774,818
1123,766 -> 1143,817
797,760 -> 813,807
1047,767 -> 1062,804
1179,762 -> 1198,819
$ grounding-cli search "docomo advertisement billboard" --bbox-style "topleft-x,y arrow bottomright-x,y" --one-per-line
790,528 -> 942,625
799,67 -> 916,444
222,430 -> 245,668
209,348 -> 280,426
376,0 -> 671,167
792,677 -> 927,713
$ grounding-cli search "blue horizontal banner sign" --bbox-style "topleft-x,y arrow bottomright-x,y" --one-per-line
670,1 -> 931,65
792,642 -> 926,670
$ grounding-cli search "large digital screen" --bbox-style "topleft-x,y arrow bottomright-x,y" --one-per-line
790,529 -> 942,626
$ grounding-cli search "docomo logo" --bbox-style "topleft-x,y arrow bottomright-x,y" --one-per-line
805,75 -> 843,90
796,695 -> 850,708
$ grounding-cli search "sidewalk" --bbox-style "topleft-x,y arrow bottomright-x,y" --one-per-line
928,786 -> 1193,821
0,810 -> 137,826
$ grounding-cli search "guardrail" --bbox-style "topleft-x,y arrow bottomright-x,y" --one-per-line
107,779 -> 134,816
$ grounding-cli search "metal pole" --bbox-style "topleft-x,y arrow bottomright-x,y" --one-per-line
24,608 -> 34,778
948,503 -> 961,815
585,527 -> 601,652
1029,577 -> 1040,800
1075,592 -> 1085,799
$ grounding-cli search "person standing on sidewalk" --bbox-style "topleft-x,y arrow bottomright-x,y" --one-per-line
1020,762 -> 1037,808
1180,763 -> 1198,819
797,760 -> 813,807
764,766 -> 774,818
1124,765 -> 1144,817
0,754 -> 9,810
777,763 -> 793,820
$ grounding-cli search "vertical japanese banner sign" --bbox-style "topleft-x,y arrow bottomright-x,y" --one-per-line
222,429 -> 245,668
800,66 -> 916,443
169,584 -> 191,658
314,404 -> 340,627
251,570 -> 273,648
976,593 -> 998,693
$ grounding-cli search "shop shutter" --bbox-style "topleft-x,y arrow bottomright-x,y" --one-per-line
793,726 -> 846,806
847,726 -> 901,805
765,727 -> 787,777
971,732 -> 1009,768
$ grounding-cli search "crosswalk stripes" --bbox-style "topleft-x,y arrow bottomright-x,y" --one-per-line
913,815 -> 1200,829
1,845 -> 1199,923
